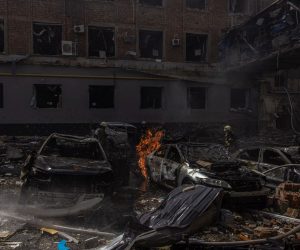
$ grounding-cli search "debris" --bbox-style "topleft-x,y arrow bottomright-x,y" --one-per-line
57,240 -> 70,250
0,242 -> 22,249
254,226 -> 278,238
275,182 -> 300,218
41,227 -> 79,244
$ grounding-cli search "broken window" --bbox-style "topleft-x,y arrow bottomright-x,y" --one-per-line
230,88 -> 249,109
31,84 -> 62,108
33,22 -> 62,55
263,150 -> 286,166
139,30 -> 163,59
140,87 -> 162,109
89,85 -> 114,108
186,33 -> 207,61
88,26 -> 115,58
139,0 -> 162,6
186,0 -> 206,9
0,83 -> 3,108
166,146 -> 181,163
229,0 -> 249,14
0,20 -> 4,53
187,87 -> 206,109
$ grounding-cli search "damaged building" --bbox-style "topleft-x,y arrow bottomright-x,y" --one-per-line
220,0 -> 300,132
0,0 -> 274,134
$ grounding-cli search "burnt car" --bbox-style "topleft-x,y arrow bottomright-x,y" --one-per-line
20,133 -> 113,216
233,146 -> 300,188
146,143 -> 269,206
94,122 -> 137,185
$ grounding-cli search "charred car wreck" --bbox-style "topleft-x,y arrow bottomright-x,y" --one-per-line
20,133 -> 113,217
94,122 -> 137,186
146,143 -> 269,206
234,146 -> 300,188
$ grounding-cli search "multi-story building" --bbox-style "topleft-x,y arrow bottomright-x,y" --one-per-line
220,0 -> 300,132
0,0 -> 273,134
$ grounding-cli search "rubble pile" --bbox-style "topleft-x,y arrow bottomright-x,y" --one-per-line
275,183 -> 300,218
0,129 -> 299,249
196,210 -> 299,242
0,136 -> 44,177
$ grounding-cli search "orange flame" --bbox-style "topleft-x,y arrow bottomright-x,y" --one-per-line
136,129 -> 164,179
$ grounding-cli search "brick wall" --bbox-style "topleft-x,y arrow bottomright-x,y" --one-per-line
0,0 -> 274,64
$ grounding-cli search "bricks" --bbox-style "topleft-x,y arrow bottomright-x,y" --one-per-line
0,0 -> 270,63
275,183 -> 300,218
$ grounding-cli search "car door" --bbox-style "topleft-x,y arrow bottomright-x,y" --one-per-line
259,148 -> 290,172
148,145 -> 168,183
161,145 -> 183,187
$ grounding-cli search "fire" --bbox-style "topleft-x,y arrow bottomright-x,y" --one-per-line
136,129 -> 164,179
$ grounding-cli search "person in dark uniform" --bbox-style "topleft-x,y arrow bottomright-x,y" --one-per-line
224,125 -> 236,152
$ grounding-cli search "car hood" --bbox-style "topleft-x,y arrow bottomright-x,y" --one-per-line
34,155 -> 112,175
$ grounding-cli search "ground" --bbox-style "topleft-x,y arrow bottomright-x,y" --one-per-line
0,135 -> 299,249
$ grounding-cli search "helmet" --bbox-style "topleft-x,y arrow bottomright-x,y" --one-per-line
100,122 -> 108,127
224,125 -> 232,132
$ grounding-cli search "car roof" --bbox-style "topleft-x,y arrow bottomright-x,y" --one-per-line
49,133 -> 99,143
100,122 -> 137,129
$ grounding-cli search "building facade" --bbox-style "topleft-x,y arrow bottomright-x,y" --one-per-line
0,0 -> 274,133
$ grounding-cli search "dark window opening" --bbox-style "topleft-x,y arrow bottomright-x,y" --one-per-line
139,0 -> 162,6
141,87 -> 162,109
0,84 -> 3,108
166,147 -> 181,163
33,22 -> 62,55
229,0 -> 248,14
0,20 -> 4,53
88,26 -> 115,58
230,88 -> 249,109
186,0 -> 206,9
187,87 -> 206,109
139,30 -> 163,59
31,84 -> 62,108
89,85 -> 114,108
186,33 -> 207,61
239,149 -> 260,161
263,150 -> 286,165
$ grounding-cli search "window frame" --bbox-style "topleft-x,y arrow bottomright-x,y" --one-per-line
89,85 -> 115,109
32,22 -> 63,56
87,25 -> 116,58
185,32 -> 208,62
140,86 -> 163,110
187,87 -> 207,110
0,18 -> 5,54
138,29 -> 164,60
228,0 -> 250,15
230,88 -> 250,110
31,84 -> 62,109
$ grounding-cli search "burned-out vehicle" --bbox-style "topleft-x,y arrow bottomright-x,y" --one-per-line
94,122 -> 137,185
233,146 -> 300,188
20,133 -> 113,216
146,143 -> 269,205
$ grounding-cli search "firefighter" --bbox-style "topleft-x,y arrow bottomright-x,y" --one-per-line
224,125 -> 236,150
